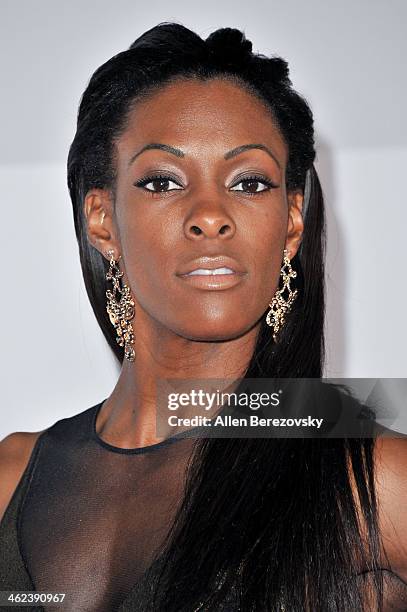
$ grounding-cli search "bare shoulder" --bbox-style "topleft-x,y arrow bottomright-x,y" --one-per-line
0,429 -> 46,524
373,435 -> 407,580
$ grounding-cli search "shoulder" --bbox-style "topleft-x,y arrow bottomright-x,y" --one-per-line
373,435 -> 407,580
0,429 -> 46,523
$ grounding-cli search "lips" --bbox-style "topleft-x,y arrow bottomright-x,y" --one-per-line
176,255 -> 247,277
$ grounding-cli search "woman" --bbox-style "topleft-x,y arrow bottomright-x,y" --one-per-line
1,22 -> 406,611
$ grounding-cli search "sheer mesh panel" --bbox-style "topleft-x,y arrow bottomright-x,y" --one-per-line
19,402 -> 197,611
3,401 -> 406,611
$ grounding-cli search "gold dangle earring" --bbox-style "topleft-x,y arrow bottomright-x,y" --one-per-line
105,249 -> 136,362
266,248 -> 298,343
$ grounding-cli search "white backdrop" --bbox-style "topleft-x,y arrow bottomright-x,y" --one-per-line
1,0 -> 406,437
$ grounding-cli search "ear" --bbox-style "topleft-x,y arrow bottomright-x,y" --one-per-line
84,188 -> 120,261
284,190 -> 304,259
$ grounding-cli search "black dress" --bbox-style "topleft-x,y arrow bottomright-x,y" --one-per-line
2,394 -> 406,611
0,400 -> 205,611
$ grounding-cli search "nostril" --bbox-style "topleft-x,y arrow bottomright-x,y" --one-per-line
187,222 -> 233,237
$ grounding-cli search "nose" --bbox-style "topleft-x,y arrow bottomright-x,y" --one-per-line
183,199 -> 236,240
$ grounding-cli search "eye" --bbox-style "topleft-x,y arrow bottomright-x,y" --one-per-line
134,174 -> 183,192
230,175 -> 278,194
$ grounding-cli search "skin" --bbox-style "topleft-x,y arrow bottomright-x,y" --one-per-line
0,77 -> 406,597
84,77 -> 407,588
83,77 -> 304,448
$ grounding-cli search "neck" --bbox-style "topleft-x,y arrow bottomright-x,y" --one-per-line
97,313 -> 260,448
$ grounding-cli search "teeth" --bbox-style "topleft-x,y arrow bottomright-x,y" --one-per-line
187,267 -> 235,276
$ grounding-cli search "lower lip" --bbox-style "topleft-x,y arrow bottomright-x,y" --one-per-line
176,271 -> 247,290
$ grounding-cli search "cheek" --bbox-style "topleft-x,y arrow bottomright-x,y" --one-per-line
115,184 -> 170,266
119,213 -> 174,294
241,205 -> 287,288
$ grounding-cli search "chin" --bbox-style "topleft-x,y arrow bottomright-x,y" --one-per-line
172,319 -> 254,342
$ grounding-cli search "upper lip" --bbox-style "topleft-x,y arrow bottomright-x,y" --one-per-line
176,255 -> 247,276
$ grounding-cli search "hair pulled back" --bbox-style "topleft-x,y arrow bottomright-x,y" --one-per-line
67,23 -> 383,611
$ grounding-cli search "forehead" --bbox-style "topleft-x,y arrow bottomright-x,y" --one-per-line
117,78 -> 288,165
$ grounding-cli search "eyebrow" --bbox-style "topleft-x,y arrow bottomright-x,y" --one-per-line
128,142 -> 281,169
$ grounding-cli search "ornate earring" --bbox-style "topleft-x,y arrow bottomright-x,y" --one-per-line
105,249 -> 136,362
266,249 -> 298,342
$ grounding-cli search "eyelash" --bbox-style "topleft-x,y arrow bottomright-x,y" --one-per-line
133,173 -> 278,195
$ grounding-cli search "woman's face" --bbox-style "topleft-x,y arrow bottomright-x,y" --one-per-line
87,78 -> 304,341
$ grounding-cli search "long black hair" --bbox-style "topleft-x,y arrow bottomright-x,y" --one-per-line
67,23 -> 384,611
